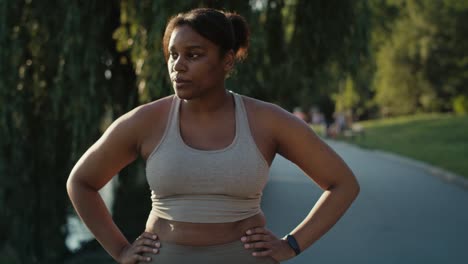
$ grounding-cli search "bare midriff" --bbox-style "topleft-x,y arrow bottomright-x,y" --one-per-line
145,212 -> 266,246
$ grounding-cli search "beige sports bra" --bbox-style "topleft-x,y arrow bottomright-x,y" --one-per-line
145,91 -> 270,223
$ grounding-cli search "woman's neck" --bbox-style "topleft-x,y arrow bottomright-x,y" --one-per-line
181,88 -> 233,115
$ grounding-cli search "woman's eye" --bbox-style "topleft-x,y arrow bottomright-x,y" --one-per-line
169,52 -> 201,61
170,53 -> 178,60
188,53 -> 200,59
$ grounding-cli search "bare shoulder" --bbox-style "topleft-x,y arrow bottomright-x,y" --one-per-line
240,95 -> 304,130
241,95 -> 283,117
78,94 -> 175,165
88,94 -> 175,157
240,95 -> 314,159
118,95 -> 175,158
123,95 -> 174,129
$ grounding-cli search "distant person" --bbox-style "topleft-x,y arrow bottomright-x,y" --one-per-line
67,8 -> 359,264
332,111 -> 347,136
337,112 -> 346,133
309,106 -> 326,136
309,106 -> 324,125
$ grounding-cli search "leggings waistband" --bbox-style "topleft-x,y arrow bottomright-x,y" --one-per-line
140,239 -> 279,264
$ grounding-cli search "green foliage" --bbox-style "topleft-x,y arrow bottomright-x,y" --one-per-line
371,0 -> 468,116
453,95 -> 468,114
333,75 -> 360,113
0,1 -> 137,262
113,0 -> 176,103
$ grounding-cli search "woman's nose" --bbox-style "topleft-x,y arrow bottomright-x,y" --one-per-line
173,57 -> 187,72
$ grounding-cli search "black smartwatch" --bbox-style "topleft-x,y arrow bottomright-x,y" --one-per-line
285,234 -> 301,256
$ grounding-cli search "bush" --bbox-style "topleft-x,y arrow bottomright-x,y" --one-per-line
453,95 -> 468,114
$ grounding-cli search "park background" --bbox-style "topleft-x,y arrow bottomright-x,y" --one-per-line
1,0 -> 467,263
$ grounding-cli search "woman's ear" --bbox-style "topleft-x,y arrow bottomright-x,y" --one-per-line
223,50 -> 235,73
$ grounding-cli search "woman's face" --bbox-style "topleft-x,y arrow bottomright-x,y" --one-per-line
167,25 -> 231,100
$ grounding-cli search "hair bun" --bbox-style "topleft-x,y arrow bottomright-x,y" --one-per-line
225,12 -> 250,61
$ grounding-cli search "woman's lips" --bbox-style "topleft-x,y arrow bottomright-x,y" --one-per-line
173,78 -> 191,88
174,79 -> 190,83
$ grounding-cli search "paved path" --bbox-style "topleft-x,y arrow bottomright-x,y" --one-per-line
261,140 -> 468,264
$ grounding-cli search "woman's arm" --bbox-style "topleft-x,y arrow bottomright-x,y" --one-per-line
66,108 -> 159,263
274,106 -> 360,251
242,104 -> 360,261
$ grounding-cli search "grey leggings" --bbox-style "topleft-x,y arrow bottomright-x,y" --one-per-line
139,240 -> 279,264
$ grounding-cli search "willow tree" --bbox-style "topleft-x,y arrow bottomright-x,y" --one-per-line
0,1 -> 135,263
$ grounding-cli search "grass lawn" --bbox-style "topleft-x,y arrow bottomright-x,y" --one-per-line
340,113 -> 468,179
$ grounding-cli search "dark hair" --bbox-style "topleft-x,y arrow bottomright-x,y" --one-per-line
162,8 -> 250,62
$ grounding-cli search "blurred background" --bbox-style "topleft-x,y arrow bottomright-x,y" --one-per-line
1,0 -> 467,263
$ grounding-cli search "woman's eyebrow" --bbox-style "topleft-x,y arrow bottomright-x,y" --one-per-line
169,45 -> 204,51
185,45 -> 205,51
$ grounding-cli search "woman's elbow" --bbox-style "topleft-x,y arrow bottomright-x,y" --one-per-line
335,174 -> 360,200
66,175 -> 77,197
66,172 -> 87,198
349,176 -> 360,200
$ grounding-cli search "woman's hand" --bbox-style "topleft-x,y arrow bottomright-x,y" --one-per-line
118,232 -> 161,264
241,227 -> 296,262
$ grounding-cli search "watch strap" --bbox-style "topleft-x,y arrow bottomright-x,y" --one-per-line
285,234 -> 301,256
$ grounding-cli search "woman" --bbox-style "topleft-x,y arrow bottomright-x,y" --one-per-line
67,8 -> 360,264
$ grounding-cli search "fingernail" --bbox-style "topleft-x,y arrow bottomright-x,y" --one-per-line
155,242 -> 160,247
246,230 -> 251,234
147,257 -> 151,261
241,236 -> 246,242
153,248 -> 158,253
152,235 -> 157,239
252,252 -> 257,256
244,244 -> 250,248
